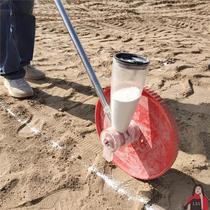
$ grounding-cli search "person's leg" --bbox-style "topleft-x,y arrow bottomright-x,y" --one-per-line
0,0 -> 35,97
0,0 -> 22,79
12,0 -> 34,15
0,0 -> 35,80
12,0 -> 45,81
12,0 -> 35,68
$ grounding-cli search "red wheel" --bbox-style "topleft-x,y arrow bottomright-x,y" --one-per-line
95,87 -> 179,180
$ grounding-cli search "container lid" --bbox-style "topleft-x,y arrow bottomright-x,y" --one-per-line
114,53 -> 149,68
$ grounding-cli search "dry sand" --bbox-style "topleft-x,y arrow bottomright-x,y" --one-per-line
0,0 -> 210,209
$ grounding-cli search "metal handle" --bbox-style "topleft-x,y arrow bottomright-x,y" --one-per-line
54,0 -> 111,121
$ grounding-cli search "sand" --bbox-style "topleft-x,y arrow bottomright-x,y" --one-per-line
0,0 -> 210,209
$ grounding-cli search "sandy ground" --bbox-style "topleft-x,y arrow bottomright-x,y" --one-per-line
0,0 -> 210,209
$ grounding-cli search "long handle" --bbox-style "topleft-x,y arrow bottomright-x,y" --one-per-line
54,0 -> 111,121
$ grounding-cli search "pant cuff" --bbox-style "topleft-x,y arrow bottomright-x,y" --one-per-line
2,68 -> 25,80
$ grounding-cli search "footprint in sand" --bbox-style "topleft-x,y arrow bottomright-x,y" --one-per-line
17,118 -> 45,138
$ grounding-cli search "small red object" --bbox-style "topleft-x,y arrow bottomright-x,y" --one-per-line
95,87 -> 179,180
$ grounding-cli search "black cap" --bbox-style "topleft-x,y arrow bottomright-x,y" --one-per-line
114,53 -> 149,68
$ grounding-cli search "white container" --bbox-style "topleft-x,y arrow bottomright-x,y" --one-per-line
111,53 -> 149,133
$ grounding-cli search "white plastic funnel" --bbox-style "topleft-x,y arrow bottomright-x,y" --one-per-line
111,53 -> 149,133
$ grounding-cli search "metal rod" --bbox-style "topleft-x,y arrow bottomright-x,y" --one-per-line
54,0 -> 111,121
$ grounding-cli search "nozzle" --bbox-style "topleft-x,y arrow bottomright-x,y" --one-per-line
100,120 -> 142,162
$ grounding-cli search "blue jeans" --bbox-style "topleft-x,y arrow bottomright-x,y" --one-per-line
0,0 -> 35,79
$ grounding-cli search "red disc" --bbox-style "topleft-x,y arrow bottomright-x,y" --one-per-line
95,87 -> 179,180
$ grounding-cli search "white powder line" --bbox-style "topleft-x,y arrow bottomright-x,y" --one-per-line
0,99 -> 156,210
88,165 -> 148,203
50,140 -> 63,149
0,100 -> 62,150
88,165 -> 155,210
